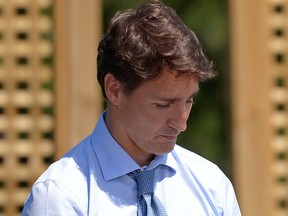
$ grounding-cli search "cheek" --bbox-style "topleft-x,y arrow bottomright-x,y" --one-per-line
139,112 -> 166,133
124,101 -> 168,133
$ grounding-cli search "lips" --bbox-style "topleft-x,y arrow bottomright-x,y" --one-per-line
161,135 -> 178,141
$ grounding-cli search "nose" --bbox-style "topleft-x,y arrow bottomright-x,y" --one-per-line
167,107 -> 190,132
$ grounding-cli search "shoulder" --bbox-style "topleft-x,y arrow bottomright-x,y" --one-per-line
23,136 -> 95,214
31,135 -> 95,201
173,145 -> 221,172
171,145 -> 241,214
172,145 -> 231,189
39,135 -> 92,182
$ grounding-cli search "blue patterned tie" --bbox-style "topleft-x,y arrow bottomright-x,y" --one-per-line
130,169 -> 168,216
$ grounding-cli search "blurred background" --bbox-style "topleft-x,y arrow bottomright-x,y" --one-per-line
0,0 -> 287,215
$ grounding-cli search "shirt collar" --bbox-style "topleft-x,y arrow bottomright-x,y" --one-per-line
91,111 -> 176,181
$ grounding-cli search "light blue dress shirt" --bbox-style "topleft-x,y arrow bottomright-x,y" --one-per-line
22,112 -> 241,215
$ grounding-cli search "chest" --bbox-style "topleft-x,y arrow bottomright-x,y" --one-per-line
86,174 -> 221,216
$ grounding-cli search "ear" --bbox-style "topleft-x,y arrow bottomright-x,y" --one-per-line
104,73 -> 122,105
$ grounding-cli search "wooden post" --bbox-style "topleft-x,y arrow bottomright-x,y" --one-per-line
230,0 -> 288,215
55,0 -> 103,158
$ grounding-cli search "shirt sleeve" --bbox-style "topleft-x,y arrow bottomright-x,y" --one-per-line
223,178 -> 242,216
22,180 -> 86,216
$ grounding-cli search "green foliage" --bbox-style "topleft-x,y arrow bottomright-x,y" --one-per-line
103,0 -> 231,176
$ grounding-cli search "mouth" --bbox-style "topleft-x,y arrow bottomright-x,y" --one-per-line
160,135 -> 178,142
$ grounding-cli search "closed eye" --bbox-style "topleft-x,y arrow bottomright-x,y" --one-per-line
155,103 -> 172,108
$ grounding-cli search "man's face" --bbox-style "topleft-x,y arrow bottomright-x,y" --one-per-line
108,67 -> 199,164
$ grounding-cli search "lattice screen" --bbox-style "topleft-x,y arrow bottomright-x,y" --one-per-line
0,0 -> 54,215
270,0 -> 288,215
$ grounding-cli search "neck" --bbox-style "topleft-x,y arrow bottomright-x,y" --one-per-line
105,108 -> 155,167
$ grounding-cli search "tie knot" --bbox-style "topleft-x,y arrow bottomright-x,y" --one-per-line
130,169 -> 155,197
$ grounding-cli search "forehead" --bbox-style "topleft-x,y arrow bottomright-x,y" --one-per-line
135,68 -> 199,97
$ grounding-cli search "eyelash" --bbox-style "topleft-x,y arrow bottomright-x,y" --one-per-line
156,99 -> 194,108
156,103 -> 171,108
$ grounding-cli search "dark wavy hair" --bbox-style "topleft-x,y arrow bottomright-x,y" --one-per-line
97,0 -> 216,98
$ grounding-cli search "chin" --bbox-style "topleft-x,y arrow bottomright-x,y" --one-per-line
155,143 -> 176,155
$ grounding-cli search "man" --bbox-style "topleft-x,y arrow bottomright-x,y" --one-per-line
22,1 -> 241,215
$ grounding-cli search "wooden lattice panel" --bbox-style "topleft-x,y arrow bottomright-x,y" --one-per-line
269,0 -> 288,215
0,0 -> 54,215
